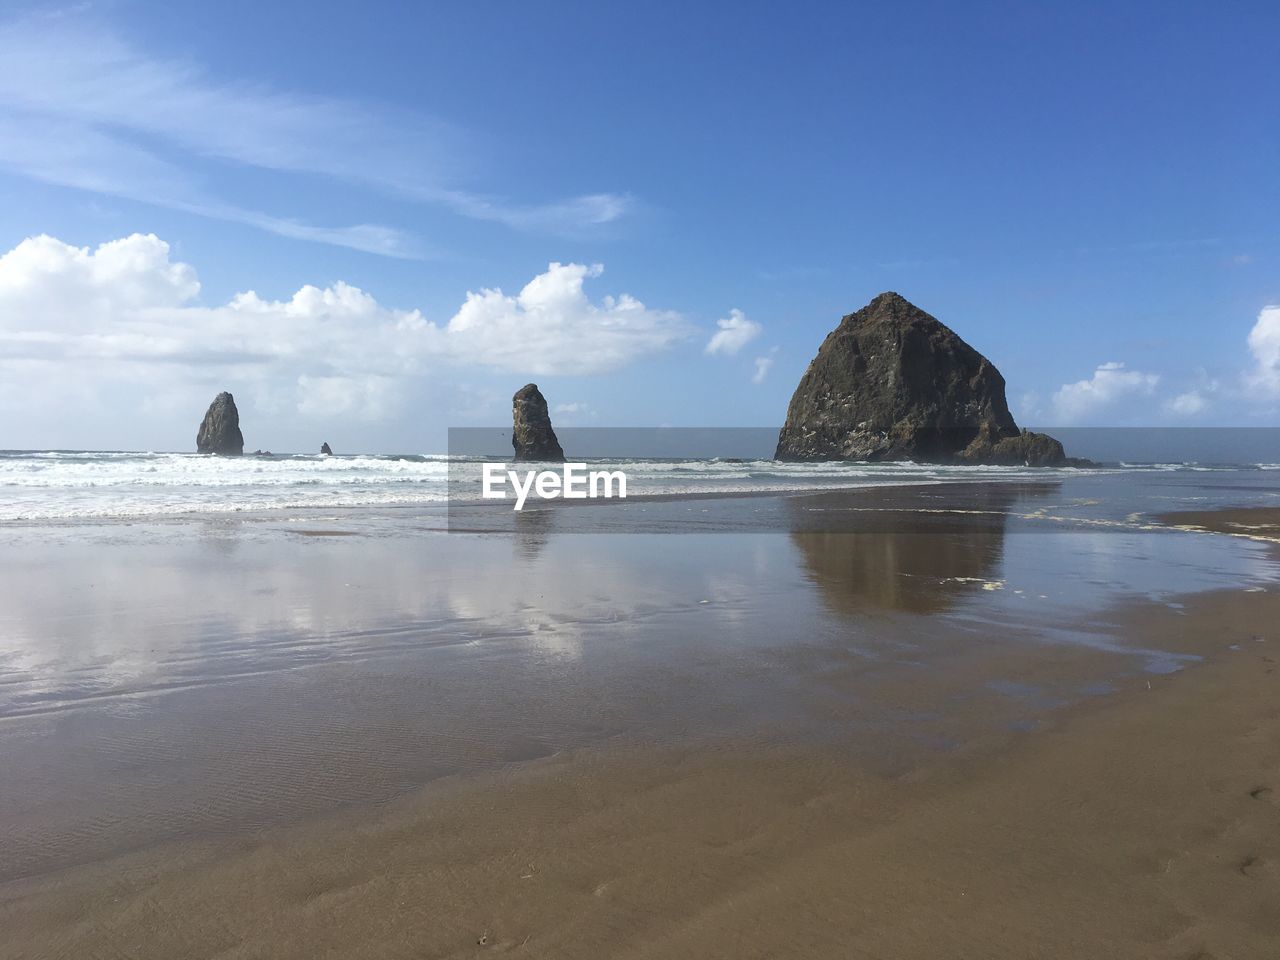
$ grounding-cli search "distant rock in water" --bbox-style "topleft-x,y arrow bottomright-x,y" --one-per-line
775,292 -> 1067,466
196,392 -> 244,456
512,383 -> 565,462
320,442 -> 332,455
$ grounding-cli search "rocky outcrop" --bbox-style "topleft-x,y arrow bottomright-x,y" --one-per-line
962,429 -> 1066,466
512,383 -> 565,462
320,442 -> 332,455
196,392 -> 244,455
775,292 -> 1067,466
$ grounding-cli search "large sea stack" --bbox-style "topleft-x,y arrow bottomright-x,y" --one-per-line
775,292 -> 1066,465
511,383 -> 565,461
196,391 -> 245,456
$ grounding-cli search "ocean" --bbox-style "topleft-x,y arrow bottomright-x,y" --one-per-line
2,427 -> 1279,523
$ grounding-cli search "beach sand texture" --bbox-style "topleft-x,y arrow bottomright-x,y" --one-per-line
2,494 -> 1278,958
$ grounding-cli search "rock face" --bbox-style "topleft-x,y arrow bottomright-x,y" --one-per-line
511,384 -> 565,462
196,392 -> 244,455
775,292 -> 1066,466
320,442 -> 332,455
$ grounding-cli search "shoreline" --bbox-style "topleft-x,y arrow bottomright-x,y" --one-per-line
2,452 -> 1272,530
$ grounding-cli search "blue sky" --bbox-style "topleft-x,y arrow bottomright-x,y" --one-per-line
0,0 -> 1277,451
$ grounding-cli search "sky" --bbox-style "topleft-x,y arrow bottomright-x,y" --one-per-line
0,0 -> 1277,452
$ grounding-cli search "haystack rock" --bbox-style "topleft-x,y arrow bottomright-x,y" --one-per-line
196,391 -> 244,456
775,292 -> 1066,466
320,442 -> 332,455
511,383 -> 565,462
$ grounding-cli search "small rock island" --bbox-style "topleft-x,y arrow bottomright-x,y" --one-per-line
512,383 -> 565,462
776,292 -> 1067,466
196,391 -> 245,456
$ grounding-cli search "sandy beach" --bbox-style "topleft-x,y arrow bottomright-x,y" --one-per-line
0,482 -> 1277,958
3,562 -> 1278,958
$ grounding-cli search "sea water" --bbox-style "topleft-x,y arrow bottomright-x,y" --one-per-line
2,445 -> 1277,523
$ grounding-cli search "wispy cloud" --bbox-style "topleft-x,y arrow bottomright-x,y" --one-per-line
0,16 -> 632,254
552,401 -> 595,424
751,350 -> 777,384
0,112 -> 426,258
441,191 -> 635,234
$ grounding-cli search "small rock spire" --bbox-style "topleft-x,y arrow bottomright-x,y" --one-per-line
511,384 -> 565,462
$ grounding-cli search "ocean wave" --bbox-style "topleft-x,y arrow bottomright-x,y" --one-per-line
0,449 -> 1258,523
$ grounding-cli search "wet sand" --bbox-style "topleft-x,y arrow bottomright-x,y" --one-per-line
2,487 -> 1280,957
1159,506 -> 1280,543
3,583 -> 1278,959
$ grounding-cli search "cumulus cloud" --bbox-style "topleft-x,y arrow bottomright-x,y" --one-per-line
1246,305 -> 1280,398
1049,362 -> 1160,423
705,309 -> 762,356
0,234 -> 687,420
446,262 -> 688,374
0,232 -> 199,317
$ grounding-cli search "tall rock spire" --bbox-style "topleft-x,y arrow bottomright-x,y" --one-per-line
196,392 -> 245,456
511,384 -> 565,462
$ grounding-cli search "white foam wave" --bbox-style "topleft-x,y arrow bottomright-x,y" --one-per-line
0,449 -> 1129,523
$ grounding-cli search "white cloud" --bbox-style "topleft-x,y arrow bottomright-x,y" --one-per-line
705,308 -> 762,356
0,232 -> 199,318
1246,305 -> 1280,398
442,191 -> 634,234
1049,362 -> 1160,423
0,108 -> 424,259
295,375 -> 401,420
1166,390 -> 1207,417
0,17 -> 630,253
751,348 -> 778,385
0,234 -> 687,420
1013,390 -> 1042,423
552,401 -> 594,424
445,262 -> 689,375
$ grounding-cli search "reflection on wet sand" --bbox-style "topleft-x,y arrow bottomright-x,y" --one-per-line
3,478 -> 1278,890
788,483 -> 1058,614
513,506 -> 554,559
